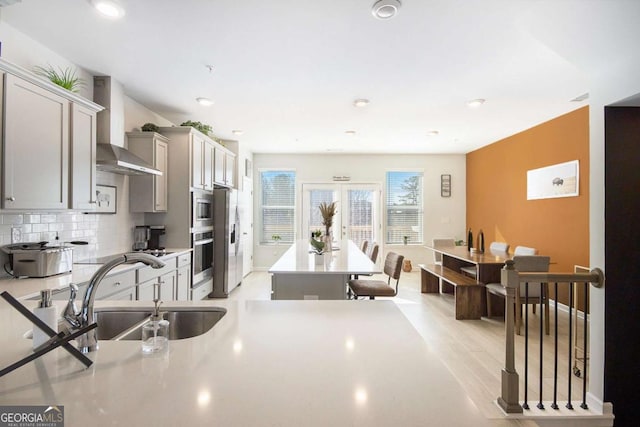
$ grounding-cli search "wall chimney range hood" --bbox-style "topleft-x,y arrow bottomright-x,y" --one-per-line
93,76 -> 162,176
96,143 -> 161,176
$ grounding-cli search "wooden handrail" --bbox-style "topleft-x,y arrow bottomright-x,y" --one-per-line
497,261 -> 605,414
509,269 -> 604,288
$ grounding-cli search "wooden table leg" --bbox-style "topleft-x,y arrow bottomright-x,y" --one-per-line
421,268 -> 440,293
454,285 -> 485,320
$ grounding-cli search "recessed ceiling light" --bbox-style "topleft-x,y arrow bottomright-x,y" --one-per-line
427,130 -> 439,137
371,0 -> 401,20
91,0 -> 125,18
345,130 -> 357,136
231,130 -> 244,135
353,99 -> 370,107
466,98 -> 486,108
196,97 -> 214,106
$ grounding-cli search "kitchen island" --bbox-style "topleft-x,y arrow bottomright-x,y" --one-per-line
269,239 -> 380,300
0,296 -> 499,426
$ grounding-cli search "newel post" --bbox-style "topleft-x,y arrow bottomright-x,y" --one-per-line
497,259 -> 523,413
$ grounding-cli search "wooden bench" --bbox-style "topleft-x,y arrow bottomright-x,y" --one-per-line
419,263 -> 486,320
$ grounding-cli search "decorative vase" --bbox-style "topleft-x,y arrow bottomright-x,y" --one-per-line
315,253 -> 324,265
323,233 -> 332,252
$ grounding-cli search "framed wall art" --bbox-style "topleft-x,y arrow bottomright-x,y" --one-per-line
95,184 -> 117,214
527,160 -> 579,200
441,174 -> 451,197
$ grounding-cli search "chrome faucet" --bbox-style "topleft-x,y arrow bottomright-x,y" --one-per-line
64,253 -> 166,353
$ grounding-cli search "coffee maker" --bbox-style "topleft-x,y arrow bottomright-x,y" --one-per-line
148,226 -> 166,250
133,226 -> 150,251
133,225 -> 166,251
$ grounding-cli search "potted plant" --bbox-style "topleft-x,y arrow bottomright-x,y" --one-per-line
141,123 -> 159,132
309,235 -> 326,265
318,201 -> 337,249
181,120 -> 213,136
33,64 -> 85,93
271,234 -> 282,244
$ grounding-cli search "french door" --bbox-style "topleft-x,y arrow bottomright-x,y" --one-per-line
301,183 -> 381,248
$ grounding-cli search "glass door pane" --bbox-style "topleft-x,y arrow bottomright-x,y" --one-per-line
302,183 -> 380,248
302,184 -> 339,240
341,186 -> 378,248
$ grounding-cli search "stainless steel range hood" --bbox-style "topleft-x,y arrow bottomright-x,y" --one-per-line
93,76 -> 162,176
96,143 -> 161,176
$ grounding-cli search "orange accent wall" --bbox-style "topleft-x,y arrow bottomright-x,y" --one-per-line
466,107 -> 590,280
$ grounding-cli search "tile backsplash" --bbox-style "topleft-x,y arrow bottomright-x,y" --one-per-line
0,174 -> 144,277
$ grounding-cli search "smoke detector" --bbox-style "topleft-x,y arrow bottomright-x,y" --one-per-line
371,0 -> 401,20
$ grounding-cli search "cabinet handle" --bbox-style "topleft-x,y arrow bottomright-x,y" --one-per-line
6,196 -> 15,202
114,282 -> 121,287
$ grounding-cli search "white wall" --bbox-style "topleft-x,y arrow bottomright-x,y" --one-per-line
252,153 -> 466,270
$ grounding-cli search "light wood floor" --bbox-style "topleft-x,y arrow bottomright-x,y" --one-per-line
230,270 -> 588,427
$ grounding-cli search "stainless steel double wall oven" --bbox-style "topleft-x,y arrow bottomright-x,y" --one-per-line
191,190 -> 214,288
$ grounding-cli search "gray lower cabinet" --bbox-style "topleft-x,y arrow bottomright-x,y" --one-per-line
137,279 -> 155,301
192,279 -> 213,300
49,253 -> 192,303
108,286 -> 137,301
176,265 -> 191,301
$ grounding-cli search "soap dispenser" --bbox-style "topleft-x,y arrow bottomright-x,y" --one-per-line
33,289 -> 57,349
141,282 -> 169,354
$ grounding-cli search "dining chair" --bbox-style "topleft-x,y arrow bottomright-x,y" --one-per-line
351,242 -> 378,281
432,238 -> 455,265
485,255 -> 551,335
514,245 -> 537,256
461,241 -> 510,277
360,240 -> 369,254
367,243 -> 379,264
348,252 -> 404,300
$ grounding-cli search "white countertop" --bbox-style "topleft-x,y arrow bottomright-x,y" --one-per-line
0,249 -> 192,300
0,298 -> 495,426
269,239 -> 381,275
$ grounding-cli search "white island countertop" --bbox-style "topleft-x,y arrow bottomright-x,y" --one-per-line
0,297 -> 497,426
269,239 -> 380,275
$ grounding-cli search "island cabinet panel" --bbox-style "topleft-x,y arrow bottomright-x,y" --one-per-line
127,132 -> 169,212
3,73 -> 69,209
70,103 -> 97,210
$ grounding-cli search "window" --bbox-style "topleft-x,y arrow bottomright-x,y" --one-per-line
386,171 -> 423,244
260,170 -> 296,243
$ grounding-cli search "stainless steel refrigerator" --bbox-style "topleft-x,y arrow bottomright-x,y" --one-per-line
212,189 -> 243,297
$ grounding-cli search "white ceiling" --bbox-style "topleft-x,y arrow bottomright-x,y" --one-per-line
1,0 -> 639,154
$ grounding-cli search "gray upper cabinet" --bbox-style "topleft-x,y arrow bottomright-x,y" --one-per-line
70,103 -> 98,210
0,59 -> 103,211
3,73 -> 70,210
127,132 -> 169,212
214,146 -> 236,188
191,132 -> 206,190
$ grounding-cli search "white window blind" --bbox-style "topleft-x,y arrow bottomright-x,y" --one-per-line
307,190 -> 335,237
386,171 -> 423,244
260,170 -> 296,243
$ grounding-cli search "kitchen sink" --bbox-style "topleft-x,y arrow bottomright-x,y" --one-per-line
93,306 -> 226,341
